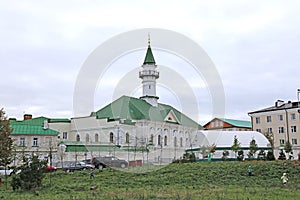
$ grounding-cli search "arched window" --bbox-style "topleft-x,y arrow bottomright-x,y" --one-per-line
86,133 -> 90,143
164,136 -> 167,146
95,133 -> 99,143
174,137 -> 177,147
150,134 -> 154,145
76,134 -> 80,142
110,132 -> 114,143
158,135 -> 161,146
125,132 -> 130,144
180,137 -> 183,147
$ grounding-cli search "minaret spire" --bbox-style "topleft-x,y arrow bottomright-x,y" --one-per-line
143,34 -> 156,65
139,36 -> 159,106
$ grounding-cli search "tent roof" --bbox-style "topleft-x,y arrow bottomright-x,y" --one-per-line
202,131 -> 270,148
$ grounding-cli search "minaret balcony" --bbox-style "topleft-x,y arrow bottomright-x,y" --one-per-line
139,70 -> 159,78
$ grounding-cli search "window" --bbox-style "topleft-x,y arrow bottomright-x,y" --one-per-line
86,134 -> 90,143
158,135 -> 161,146
109,132 -> 114,143
255,117 -> 260,124
267,116 -> 272,123
180,137 -> 183,147
211,122 -> 215,128
32,137 -> 39,147
63,132 -> 68,139
256,129 -> 262,133
76,134 -> 80,142
278,127 -> 284,133
291,113 -> 296,120
291,126 -> 297,133
278,115 -> 283,121
279,139 -> 285,145
164,136 -> 168,146
19,137 -> 25,146
149,134 -> 154,145
125,132 -> 130,143
174,137 -> 177,147
267,128 -> 273,134
95,134 -> 99,142
292,138 -> 298,145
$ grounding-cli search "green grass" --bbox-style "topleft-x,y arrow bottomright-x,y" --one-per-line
1,160 -> 300,199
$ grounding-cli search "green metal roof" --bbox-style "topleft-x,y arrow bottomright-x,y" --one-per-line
10,124 -> 60,135
96,95 -> 202,129
217,118 -> 251,128
143,45 -> 156,65
10,116 -> 70,126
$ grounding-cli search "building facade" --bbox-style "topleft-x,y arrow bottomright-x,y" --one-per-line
203,118 -> 251,131
248,100 -> 300,158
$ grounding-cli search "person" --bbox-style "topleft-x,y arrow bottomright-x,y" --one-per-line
281,173 -> 288,184
0,176 -> 2,185
89,169 -> 94,179
248,166 -> 253,176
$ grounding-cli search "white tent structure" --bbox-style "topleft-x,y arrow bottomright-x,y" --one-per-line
188,131 -> 271,159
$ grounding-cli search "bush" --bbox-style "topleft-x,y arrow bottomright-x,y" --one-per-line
11,154 -> 47,191
278,149 -> 286,160
173,152 -> 196,163
237,150 -> 244,161
266,150 -> 275,161
257,150 -> 266,160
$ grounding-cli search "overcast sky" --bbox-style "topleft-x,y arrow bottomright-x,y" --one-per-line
1,0 -> 300,125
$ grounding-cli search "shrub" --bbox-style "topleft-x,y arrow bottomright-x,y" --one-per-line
11,154 -> 47,191
237,150 -> 244,161
257,150 -> 266,160
278,149 -> 286,160
266,150 -> 275,161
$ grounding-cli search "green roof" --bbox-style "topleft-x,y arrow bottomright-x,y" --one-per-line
10,116 -> 70,126
96,95 -> 202,129
217,118 -> 251,128
143,45 -> 156,65
11,124 -> 60,135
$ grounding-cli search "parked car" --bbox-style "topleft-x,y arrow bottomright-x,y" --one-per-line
0,166 -> 14,176
81,159 -> 95,169
62,162 -> 93,172
92,156 -> 128,169
45,165 -> 57,173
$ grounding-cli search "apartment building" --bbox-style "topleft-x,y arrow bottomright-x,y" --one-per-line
248,100 -> 300,158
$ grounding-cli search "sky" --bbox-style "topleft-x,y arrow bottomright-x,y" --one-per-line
1,0 -> 300,125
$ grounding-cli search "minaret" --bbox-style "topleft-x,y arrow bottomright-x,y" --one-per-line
139,36 -> 159,106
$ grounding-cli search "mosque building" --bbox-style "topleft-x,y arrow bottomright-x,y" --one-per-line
9,40 -> 271,165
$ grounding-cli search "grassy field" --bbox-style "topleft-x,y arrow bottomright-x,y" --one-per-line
0,160 -> 300,199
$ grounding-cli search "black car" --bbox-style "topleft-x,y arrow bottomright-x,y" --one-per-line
92,156 -> 128,169
62,162 -> 93,172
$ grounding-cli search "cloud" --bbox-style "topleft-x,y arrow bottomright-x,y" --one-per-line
1,0 -> 300,125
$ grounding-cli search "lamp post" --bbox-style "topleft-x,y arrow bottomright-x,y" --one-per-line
59,143 -> 66,169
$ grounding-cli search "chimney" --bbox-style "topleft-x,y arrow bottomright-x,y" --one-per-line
24,114 -> 32,120
43,119 -> 49,130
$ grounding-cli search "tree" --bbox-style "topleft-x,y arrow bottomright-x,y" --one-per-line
0,108 -> 14,189
222,150 -> 229,160
247,138 -> 258,159
209,143 -> 216,158
266,150 -> 275,161
11,154 -> 47,191
231,135 -> 240,158
284,140 -> 292,154
278,149 -> 286,160
257,150 -> 266,160
237,150 -> 244,161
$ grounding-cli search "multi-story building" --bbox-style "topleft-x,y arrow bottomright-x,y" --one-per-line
203,118 -> 251,131
9,114 -> 69,165
248,100 -> 300,158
